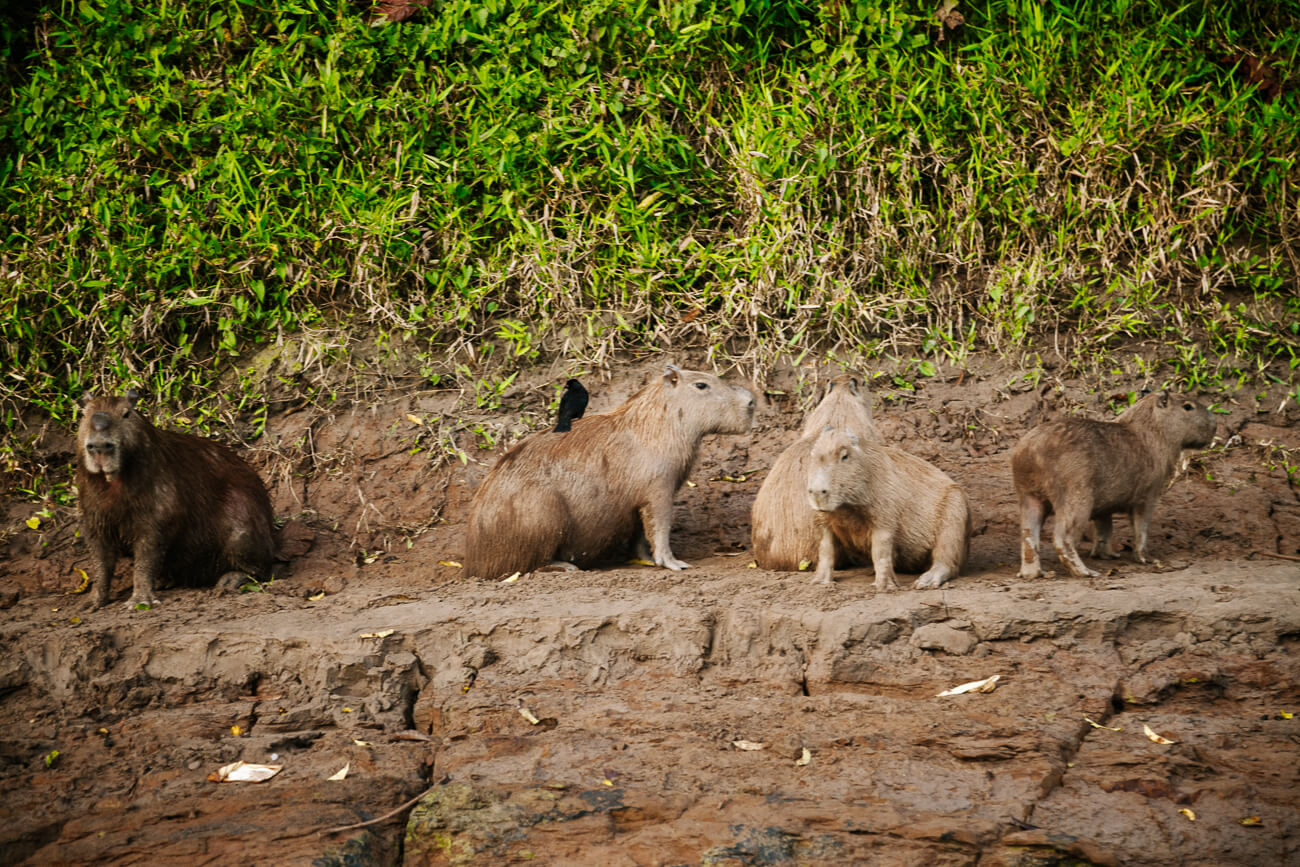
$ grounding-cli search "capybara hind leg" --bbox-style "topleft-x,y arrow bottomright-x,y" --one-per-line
1090,515 -> 1118,559
538,561 -> 580,573
127,543 -> 163,609
1052,503 -> 1099,578
915,491 -> 969,589
1017,495 -> 1046,580
870,529 -> 900,592
640,497 -> 688,571
1131,502 -> 1156,564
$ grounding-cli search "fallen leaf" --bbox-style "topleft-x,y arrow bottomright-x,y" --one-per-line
438,560 -> 462,568
1240,816 -> 1263,826
797,560 -> 811,572
26,516 -> 40,530
342,707 -> 353,713
501,572 -> 522,584
796,748 -> 811,766
328,763 -> 349,781
685,480 -> 696,487
732,740 -> 765,751
1279,711 -> 1293,719
359,629 -> 395,639
518,706 -> 540,725
747,562 -> 757,569
405,413 -> 423,425
43,750 -> 59,768
1084,716 -> 1122,731
231,725 -> 243,737
352,739 -> 372,747
69,616 -> 81,625
209,761 -> 282,783
601,778 -> 614,786
1143,724 -> 1176,745
627,558 -> 655,567
71,569 -> 90,594
937,675 -> 1001,697
1179,808 -> 1196,821
308,591 -> 326,601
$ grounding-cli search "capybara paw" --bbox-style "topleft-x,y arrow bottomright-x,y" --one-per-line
914,567 -> 952,589
659,556 -> 690,571
1016,565 -> 1042,580
873,574 -> 900,592
125,593 -> 159,610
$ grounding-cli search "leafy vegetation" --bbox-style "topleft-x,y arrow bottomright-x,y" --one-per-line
1,0 -> 1297,473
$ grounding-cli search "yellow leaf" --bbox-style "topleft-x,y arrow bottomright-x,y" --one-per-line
438,560 -> 462,568
352,739 -> 372,747
797,560 -> 811,571
1239,816 -> 1263,826
501,572 -> 521,584
796,748 -> 812,766
685,480 -> 696,488
231,725 -> 243,737
342,707 -> 353,713
1143,723 -> 1176,745
1179,808 -> 1196,821
747,562 -> 757,569
627,558 -> 655,567
308,591 -> 326,601
601,778 -> 614,786
69,616 -> 81,625
518,706 -> 540,725
71,569 -> 90,594
405,413 -> 424,425
1280,711 -> 1293,720
732,740 -> 766,751
26,516 -> 40,530
1083,716 -> 1122,732
359,629 -> 395,639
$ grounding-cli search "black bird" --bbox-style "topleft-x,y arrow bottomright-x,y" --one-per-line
554,378 -> 588,432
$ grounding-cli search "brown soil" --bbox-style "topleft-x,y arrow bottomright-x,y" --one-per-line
2,353 -> 1298,866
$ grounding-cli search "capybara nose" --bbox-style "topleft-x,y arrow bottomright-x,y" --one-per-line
92,412 -> 111,432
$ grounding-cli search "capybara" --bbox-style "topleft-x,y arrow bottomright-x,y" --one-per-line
554,378 -> 588,433
751,373 -> 880,571
465,364 -> 755,579
1011,391 -> 1216,579
807,427 -> 971,589
77,392 -> 280,609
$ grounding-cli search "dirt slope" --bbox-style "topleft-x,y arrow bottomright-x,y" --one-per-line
1,353 -> 1297,865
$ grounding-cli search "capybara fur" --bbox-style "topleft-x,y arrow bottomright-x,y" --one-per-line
807,427 -> 971,589
751,373 -> 880,571
465,365 -> 755,579
77,393 -> 280,609
1011,391 -> 1216,579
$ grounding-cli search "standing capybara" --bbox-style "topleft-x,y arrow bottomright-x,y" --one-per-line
807,427 -> 971,589
751,373 -> 880,570
1011,392 -> 1216,579
464,364 -> 755,579
77,392 -> 280,609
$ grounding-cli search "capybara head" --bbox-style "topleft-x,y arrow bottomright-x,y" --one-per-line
1121,392 -> 1217,449
662,364 -> 755,435
801,372 -> 876,438
78,391 -> 150,481
807,426 -> 865,512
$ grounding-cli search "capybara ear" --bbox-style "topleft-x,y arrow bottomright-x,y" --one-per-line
1156,392 -> 1170,409
663,364 -> 681,387
125,389 -> 141,407
847,376 -> 860,394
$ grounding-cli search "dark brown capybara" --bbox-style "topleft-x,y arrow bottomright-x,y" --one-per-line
751,373 -> 881,571
77,392 -> 280,609
1011,391 -> 1216,579
464,364 -> 756,579
807,426 -> 971,589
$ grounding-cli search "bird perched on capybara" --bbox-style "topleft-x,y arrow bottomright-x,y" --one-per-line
1011,391 -> 1216,579
554,378 -> 588,433
76,392 -> 280,609
751,373 -> 880,571
807,427 -> 971,589
465,364 -> 755,579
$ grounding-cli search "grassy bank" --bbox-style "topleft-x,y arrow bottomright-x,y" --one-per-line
1,0 -> 1297,450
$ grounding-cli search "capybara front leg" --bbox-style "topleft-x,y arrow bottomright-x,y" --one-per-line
1017,494 -> 1045,580
126,542 -> 163,609
870,530 -> 900,592
813,526 -> 837,585
87,538 -> 116,610
1090,515 -> 1118,559
1131,502 -> 1156,564
640,499 -> 688,571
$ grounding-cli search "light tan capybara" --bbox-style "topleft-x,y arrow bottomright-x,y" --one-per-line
77,392 -> 280,609
751,373 -> 880,571
464,364 -> 756,579
807,427 -> 971,589
1011,391 -> 1216,579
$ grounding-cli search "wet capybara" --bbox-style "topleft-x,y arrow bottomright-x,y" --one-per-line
1011,391 -> 1216,579
751,373 -> 880,571
77,392 -> 280,609
807,427 -> 971,589
464,364 -> 756,579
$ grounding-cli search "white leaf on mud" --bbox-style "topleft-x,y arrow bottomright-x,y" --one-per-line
796,748 -> 811,766
352,739 -> 372,747
518,706 -> 540,725
209,761 -> 282,783
359,629 -> 395,639
731,740 -> 765,751
1083,716 -> 1122,731
1143,724 -> 1176,744
501,572 -> 522,584
405,413 -> 423,425
328,763 -> 349,781
936,675 -> 1001,697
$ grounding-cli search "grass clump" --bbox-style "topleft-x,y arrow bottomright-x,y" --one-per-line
0,0 -> 1296,475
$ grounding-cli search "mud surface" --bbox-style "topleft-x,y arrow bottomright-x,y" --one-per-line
2,354 -> 1298,865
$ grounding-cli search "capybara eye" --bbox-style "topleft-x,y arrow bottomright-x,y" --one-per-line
840,450 -> 848,461
694,382 -> 709,390
1182,402 -> 1194,411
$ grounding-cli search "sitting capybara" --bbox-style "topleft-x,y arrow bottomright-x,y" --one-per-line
1011,391 -> 1216,579
807,427 -> 971,589
464,364 -> 755,579
751,373 -> 880,571
77,392 -> 280,609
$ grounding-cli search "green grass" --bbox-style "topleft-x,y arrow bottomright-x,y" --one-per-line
1,0 -> 1297,477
